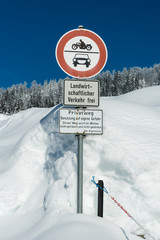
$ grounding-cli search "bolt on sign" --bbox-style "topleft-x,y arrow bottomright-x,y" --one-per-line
63,79 -> 100,107
56,28 -> 108,78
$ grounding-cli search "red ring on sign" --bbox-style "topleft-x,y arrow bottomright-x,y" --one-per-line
56,29 -> 108,78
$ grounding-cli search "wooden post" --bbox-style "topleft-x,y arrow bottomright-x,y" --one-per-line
97,180 -> 104,217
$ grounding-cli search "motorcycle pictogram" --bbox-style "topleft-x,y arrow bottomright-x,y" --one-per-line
72,39 -> 92,51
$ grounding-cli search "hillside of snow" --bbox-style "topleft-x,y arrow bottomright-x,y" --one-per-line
0,86 -> 160,240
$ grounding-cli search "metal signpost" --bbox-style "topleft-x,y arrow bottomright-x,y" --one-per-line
56,26 -> 107,213
59,108 -> 103,214
77,134 -> 83,213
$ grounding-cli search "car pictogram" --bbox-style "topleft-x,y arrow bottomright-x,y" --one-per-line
73,54 -> 91,67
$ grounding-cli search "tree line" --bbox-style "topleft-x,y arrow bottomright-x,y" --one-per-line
0,64 -> 160,114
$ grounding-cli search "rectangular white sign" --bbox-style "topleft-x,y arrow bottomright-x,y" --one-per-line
59,109 -> 103,135
63,79 -> 99,107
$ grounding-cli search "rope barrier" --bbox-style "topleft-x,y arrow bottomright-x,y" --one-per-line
91,176 -> 156,240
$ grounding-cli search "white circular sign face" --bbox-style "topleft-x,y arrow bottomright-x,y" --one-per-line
64,36 -> 100,71
56,28 -> 108,78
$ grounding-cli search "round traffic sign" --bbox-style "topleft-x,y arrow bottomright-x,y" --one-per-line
56,28 -> 108,78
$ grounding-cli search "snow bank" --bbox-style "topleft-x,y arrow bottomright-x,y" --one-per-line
0,107 -> 53,215
117,86 -> 160,107
0,86 -> 160,240
32,213 -> 140,240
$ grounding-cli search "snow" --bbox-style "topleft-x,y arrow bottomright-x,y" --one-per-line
0,86 -> 160,240
117,86 -> 160,107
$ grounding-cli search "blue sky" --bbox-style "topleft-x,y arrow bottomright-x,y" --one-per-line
0,0 -> 160,88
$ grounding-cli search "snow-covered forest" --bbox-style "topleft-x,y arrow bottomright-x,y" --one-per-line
0,64 -> 160,114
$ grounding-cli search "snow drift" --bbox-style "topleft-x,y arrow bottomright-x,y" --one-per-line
0,86 -> 160,240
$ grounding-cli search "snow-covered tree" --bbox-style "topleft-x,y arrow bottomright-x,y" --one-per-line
0,63 -> 160,114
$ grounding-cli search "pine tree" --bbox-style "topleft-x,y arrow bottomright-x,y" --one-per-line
114,71 -> 122,95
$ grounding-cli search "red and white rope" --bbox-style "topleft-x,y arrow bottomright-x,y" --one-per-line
91,176 -> 156,240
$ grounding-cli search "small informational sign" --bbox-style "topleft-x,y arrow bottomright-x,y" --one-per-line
63,79 -> 99,107
56,28 -> 108,78
59,108 -> 103,135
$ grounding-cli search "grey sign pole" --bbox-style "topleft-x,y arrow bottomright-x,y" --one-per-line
77,134 -> 83,213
